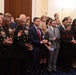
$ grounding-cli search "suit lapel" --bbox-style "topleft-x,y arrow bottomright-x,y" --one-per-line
50,27 -> 54,36
33,26 -> 39,39
50,27 -> 57,37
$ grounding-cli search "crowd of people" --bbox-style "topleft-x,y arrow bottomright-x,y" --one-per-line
0,12 -> 76,75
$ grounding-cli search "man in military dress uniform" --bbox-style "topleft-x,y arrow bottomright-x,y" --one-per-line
14,18 -> 32,75
0,17 -> 14,75
0,17 -> 4,75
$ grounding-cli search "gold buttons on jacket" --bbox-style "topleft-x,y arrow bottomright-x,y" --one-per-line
1,39 -> 3,41
24,36 -> 25,38
20,28 -> 21,30
17,38 -> 19,40
4,48 -> 6,50
24,40 -> 26,42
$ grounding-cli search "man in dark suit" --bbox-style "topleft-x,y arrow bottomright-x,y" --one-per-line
58,17 -> 69,35
28,17 -> 48,75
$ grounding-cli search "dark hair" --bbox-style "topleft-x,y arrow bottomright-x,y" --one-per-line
54,13 -> 58,17
0,13 -> 3,15
2,17 -> 11,26
62,17 -> 68,23
72,19 -> 76,26
50,19 -> 55,24
2,17 -> 11,22
46,18 -> 52,25
33,17 -> 40,22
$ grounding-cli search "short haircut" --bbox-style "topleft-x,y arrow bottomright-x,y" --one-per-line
50,19 -> 55,24
54,13 -> 58,17
33,17 -> 40,22
0,13 -> 3,15
46,18 -> 52,25
72,19 -> 76,26
4,13 -> 12,17
62,17 -> 68,22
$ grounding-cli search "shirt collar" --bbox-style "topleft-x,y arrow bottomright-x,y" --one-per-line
34,25 -> 39,30
47,25 -> 51,28
51,26 -> 55,30
62,24 -> 65,28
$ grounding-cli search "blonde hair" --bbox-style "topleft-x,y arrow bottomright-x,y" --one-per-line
41,22 -> 47,34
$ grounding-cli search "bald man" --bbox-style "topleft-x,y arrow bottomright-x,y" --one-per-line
19,14 -> 27,22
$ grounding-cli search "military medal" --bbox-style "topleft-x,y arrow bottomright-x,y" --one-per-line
1,31 -> 6,38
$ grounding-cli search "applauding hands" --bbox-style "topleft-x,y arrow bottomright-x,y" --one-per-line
25,43 -> 33,51
3,37 -> 13,45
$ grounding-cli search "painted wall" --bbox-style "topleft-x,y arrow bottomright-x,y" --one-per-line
32,0 -> 48,19
48,0 -> 61,19
41,0 -> 48,16
0,0 -> 4,14
47,0 -> 75,20
0,0 -> 76,20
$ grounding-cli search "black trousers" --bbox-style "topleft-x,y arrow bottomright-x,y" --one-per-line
29,51 -> 40,75
1,58 -> 13,75
15,58 -> 26,75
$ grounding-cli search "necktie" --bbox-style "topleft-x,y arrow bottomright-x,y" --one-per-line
53,28 -> 55,36
53,29 -> 55,34
37,28 -> 42,41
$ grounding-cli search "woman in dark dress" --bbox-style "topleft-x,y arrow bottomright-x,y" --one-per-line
40,23 -> 48,74
71,19 -> 76,68
61,24 -> 74,71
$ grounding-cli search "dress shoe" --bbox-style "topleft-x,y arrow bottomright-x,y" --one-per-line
52,68 -> 57,72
